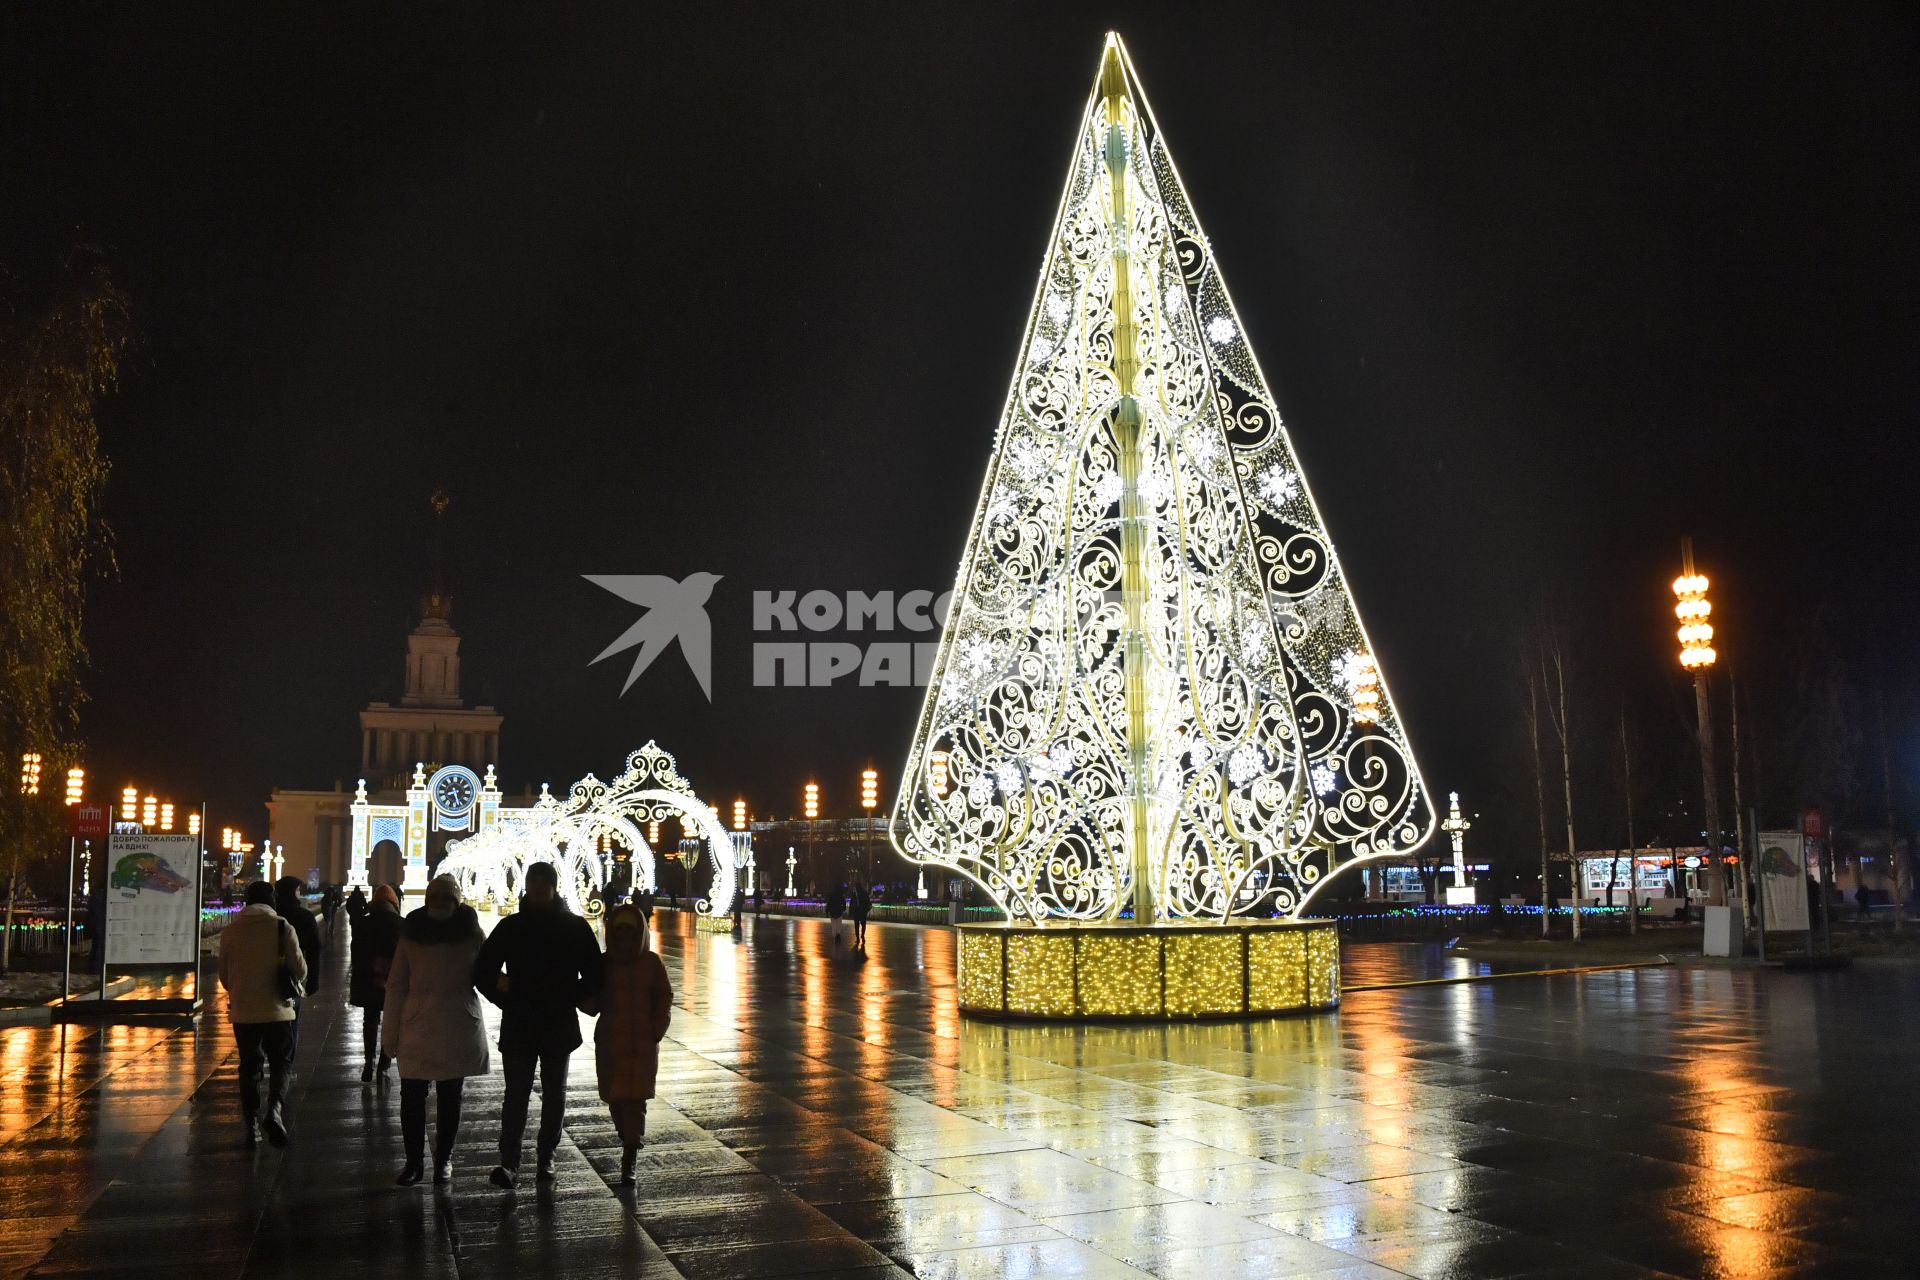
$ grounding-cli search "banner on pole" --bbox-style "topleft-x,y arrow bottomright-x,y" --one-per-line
1757,831 -> 1810,932
68,802 -> 111,839
104,834 -> 200,965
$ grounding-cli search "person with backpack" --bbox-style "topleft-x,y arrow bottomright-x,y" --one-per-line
218,880 -> 308,1147
350,883 -> 404,1084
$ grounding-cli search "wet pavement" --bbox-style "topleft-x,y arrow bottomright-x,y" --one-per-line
2,910 -> 1916,1279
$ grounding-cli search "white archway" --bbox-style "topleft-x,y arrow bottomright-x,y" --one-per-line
440,742 -> 736,922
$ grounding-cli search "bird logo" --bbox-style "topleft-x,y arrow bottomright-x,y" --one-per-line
584,573 -> 723,701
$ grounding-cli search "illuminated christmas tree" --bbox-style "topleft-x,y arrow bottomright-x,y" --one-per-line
892,33 -> 1433,926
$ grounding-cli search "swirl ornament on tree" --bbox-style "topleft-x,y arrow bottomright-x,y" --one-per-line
891,34 -> 1433,959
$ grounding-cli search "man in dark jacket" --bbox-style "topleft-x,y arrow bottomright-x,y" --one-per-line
345,884 -> 368,925
474,861 -> 602,1188
274,877 -> 324,1055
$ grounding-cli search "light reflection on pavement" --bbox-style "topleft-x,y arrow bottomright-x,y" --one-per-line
2,909 -> 1914,1279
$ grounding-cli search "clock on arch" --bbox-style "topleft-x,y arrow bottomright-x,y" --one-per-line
429,764 -> 482,832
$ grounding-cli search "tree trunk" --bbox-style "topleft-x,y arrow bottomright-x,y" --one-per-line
1553,654 -> 1580,942
1620,710 -> 1638,935
1527,674 -> 1551,939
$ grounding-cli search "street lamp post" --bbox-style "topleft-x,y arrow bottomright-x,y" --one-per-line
1673,541 -> 1724,909
803,782 -> 819,896
860,769 -> 878,886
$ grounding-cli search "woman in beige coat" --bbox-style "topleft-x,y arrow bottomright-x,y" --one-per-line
381,875 -> 489,1186
585,904 -> 673,1183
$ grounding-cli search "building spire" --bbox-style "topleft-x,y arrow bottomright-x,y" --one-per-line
421,487 -> 453,623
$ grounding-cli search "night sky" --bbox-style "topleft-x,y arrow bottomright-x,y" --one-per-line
4,3 -> 1915,847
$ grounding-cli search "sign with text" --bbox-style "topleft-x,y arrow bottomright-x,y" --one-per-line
1757,830 -> 1811,932
68,802 -> 111,839
104,834 -> 200,965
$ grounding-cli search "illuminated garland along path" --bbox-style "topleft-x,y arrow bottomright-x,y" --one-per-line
891,33 -> 1434,927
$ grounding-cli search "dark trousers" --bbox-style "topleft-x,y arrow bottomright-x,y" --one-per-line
400,1077 -> 465,1165
234,1021 -> 295,1120
360,1005 -> 390,1067
499,1048 -> 570,1168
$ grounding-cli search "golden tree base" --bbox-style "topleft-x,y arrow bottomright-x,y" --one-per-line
957,919 -> 1339,1021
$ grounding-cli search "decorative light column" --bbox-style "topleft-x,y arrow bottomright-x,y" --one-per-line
803,782 -> 818,897
785,846 -> 796,896
1441,792 -> 1475,905
1674,543 -> 1724,906
860,769 -> 878,884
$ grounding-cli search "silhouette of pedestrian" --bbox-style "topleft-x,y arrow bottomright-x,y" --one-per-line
474,861 -> 603,1188
218,881 -> 307,1147
851,880 -> 872,951
828,883 -> 846,943
274,877 -> 323,1058
584,905 -> 673,1184
384,875 -> 488,1186
350,884 -> 403,1083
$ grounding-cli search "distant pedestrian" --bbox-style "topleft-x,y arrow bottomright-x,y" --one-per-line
218,881 -> 307,1147
636,887 -> 655,920
350,884 -> 404,1084
828,884 -> 846,943
851,880 -> 872,950
322,884 -> 343,934
474,861 -> 603,1189
585,905 -> 673,1184
1855,882 -> 1872,922
345,884 -> 368,925
274,877 -> 323,1055
383,875 -> 489,1186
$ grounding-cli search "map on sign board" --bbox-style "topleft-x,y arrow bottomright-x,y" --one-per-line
104,834 -> 200,966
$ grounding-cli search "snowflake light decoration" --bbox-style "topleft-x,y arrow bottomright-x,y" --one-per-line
890,34 -> 1433,924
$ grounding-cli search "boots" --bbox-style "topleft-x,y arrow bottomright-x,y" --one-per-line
620,1144 -> 638,1184
361,1054 -> 375,1084
262,1099 -> 289,1147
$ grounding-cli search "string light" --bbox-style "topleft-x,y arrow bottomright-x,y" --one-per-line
959,920 -> 1340,1018
20,753 -> 42,796
891,32 -> 1435,926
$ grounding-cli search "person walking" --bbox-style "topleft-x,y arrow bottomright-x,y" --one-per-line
218,880 -> 307,1147
473,861 -> 602,1189
382,875 -> 489,1186
350,884 -> 404,1084
322,884 -> 343,935
1855,881 -> 1873,922
584,904 -> 673,1184
851,879 -> 872,951
345,884 -> 369,926
274,876 -> 324,1056
828,883 -> 846,943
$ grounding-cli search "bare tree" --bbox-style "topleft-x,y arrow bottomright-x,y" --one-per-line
1619,709 -> 1638,935
1539,625 -> 1582,942
1521,657 -> 1553,939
